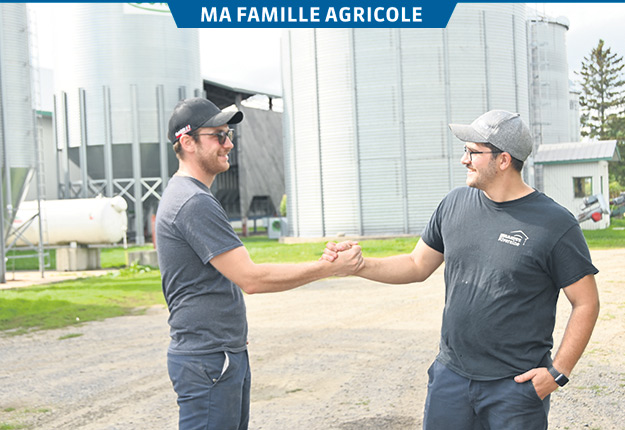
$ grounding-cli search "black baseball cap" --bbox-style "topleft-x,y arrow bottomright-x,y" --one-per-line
167,97 -> 244,143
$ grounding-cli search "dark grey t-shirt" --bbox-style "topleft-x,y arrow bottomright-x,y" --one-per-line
422,187 -> 598,380
155,175 -> 247,355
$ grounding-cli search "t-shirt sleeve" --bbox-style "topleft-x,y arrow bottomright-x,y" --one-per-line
421,198 -> 446,254
174,194 -> 243,264
546,224 -> 598,289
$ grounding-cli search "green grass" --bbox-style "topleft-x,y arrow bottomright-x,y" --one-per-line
0,423 -> 26,430
0,266 -> 163,335
1,223 -> 623,336
100,245 -> 154,268
244,236 -> 418,263
4,245 -> 154,271
582,217 -> 625,248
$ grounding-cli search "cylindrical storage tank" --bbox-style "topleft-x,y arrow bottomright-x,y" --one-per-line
282,4 -> 529,238
53,4 -> 201,150
568,87 -> 581,142
10,196 -> 128,245
0,4 -> 36,223
52,4 -> 201,244
528,14 -> 571,146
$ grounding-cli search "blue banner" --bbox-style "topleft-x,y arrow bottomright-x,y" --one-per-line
19,1 -> 625,29
168,0 -> 457,28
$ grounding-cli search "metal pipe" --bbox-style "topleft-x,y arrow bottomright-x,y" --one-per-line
103,85 -> 113,197
130,84 -> 144,245
78,88 -> 89,198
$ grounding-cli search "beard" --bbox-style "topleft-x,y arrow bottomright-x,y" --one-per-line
196,144 -> 231,176
466,159 -> 497,190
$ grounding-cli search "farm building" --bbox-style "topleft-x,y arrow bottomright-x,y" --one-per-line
534,140 -> 621,230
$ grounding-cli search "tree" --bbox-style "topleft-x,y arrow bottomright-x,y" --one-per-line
576,39 -> 625,139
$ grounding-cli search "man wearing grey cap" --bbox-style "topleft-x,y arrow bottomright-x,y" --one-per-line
325,110 -> 600,429
155,97 -> 364,430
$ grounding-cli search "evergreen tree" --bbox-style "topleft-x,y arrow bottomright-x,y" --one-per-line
576,39 -> 625,139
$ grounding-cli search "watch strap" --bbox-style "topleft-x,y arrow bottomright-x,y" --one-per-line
548,365 -> 569,387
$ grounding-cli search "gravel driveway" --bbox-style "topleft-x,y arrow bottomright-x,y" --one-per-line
1,249 -> 623,429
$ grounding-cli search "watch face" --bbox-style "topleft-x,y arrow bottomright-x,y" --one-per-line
555,374 -> 569,386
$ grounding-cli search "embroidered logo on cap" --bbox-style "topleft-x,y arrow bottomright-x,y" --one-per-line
175,124 -> 192,139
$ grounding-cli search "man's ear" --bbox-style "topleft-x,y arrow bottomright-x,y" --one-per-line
499,152 -> 513,171
179,134 -> 196,153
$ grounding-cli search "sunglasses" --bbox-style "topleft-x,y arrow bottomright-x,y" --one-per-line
195,129 -> 234,145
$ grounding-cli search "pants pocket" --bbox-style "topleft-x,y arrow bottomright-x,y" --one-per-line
204,351 -> 230,385
523,380 -> 543,403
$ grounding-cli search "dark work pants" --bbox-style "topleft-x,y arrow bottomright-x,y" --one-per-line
168,350 -> 251,430
423,359 -> 550,430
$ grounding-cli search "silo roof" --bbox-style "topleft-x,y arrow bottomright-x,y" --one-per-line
534,140 -> 621,164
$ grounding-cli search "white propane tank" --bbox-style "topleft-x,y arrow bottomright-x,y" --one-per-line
10,196 -> 128,246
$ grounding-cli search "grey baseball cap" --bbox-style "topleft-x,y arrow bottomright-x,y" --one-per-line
168,97 -> 244,143
448,110 -> 533,161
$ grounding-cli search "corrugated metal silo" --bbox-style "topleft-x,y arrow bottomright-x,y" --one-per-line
283,4 -> 529,238
52,4 -> 202,243
0,3 -> 36,227
568,86 -> 581,142
528,14 -> 571,146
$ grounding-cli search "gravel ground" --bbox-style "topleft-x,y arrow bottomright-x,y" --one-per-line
0,248 -> 623,429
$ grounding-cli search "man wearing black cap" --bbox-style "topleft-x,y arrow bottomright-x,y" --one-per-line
324,110 -> 600,429
155,97 -> 364,430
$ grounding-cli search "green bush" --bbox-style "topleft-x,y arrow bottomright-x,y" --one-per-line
609,180 -> 625,198
279,194 -> 287,217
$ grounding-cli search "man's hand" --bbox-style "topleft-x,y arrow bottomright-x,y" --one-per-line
322,242 -> 364,276
320,241 -> 357,262
514,368 -> 559,400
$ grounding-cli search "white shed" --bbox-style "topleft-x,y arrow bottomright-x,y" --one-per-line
534,141 -> 621,230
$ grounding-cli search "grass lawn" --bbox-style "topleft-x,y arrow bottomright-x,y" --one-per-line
582,217 -> 625,248
1,220 -> 623,335
0,266 -> 162,335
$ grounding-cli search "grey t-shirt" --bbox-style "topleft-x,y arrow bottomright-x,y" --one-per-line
422,187 -> 598,380
155,175 -> 247,355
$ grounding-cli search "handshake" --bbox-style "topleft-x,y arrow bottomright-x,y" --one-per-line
319,240 -> 365,277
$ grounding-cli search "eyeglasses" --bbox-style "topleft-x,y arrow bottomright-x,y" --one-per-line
463,145 -> 502,161
195,129 -> 234,145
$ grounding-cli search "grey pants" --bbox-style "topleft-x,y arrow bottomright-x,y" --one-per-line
168,350 -> 251,430
423,359 -> 550,430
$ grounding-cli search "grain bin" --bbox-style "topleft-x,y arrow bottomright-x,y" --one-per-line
0,3 -> 36,229
528,13 -> 571,145
282,4 -> 529,237
52,4 -> 201,243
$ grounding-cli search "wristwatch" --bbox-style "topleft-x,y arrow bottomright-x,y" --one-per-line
548,365 -> 569,387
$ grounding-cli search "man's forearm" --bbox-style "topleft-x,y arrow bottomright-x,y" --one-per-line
552,300 -> 600,375
357,255 -> 426,284
245,260 -> 337,294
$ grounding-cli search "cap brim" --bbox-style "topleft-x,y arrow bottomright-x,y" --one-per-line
200,110 -> 244,128
448,123 -> 489,143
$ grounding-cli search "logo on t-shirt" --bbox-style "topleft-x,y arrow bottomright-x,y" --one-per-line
498,230 -> 529,247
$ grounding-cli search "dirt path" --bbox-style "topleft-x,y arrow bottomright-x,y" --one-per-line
1,249 -> 623,429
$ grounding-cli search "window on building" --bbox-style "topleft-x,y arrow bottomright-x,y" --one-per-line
573,177 -> 593,198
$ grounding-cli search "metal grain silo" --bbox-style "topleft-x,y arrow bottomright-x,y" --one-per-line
528,13 -> 571,146
52,4 -> 201,243
527,12 -> 571,191
0,3 -> 36,230
282,3 -> 529,238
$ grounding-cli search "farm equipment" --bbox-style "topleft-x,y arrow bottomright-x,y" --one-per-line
577,192 -> 625,223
